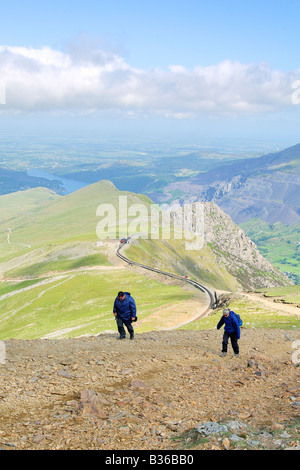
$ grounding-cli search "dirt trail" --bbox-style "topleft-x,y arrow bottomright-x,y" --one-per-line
241,292 -> 300,316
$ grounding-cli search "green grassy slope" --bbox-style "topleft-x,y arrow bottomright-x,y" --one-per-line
241,218 -> 300,284
0,269 -> 197,340
257,284 -> 300,303
180,285 -> 300,332
126,238 -> 241,292
180,293 -> 300,331
0,181 -> 120,252
0,181 -> 153,274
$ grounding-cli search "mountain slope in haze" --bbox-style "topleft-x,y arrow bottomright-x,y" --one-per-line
163,143 -> 300,225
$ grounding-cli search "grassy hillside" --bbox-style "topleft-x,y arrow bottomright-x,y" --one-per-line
0,181 -> 152,273
181,297 -> 300,331
241,218 -> 300,284
0,269 -> 199,340
0,181 -> 121,252
126,238 -> 241,292
257,284 -> 300,304
181,285 -> 300,331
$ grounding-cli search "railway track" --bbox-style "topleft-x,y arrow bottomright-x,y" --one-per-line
116,239 -> 216,322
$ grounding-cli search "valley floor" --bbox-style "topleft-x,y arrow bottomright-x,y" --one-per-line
0,328 -> 299,451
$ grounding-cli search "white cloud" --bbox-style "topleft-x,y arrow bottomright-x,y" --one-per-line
0,45 -> 299,117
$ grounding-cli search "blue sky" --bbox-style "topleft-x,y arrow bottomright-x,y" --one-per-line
1,0 -> 299,71
0,0 -> 300,144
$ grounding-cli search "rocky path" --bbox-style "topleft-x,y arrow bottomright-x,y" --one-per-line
0,328 -> 299,451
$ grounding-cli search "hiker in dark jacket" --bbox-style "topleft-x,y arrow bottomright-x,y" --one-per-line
217,308 -> 240,357
113,291 -> 137,340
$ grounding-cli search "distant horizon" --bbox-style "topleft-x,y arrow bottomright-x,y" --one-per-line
0,125 -> 297,155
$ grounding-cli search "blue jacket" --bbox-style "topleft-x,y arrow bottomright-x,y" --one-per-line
113,292 -> 136,322
217,311 -> 240,339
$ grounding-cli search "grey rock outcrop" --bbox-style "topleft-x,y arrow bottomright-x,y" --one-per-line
179,201 -> 291,289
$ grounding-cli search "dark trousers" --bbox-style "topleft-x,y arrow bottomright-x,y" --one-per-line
222,331 -> 239,354
116,317 -> 134,339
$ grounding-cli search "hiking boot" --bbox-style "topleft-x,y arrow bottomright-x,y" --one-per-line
235,353 -> 240,358
220,352 -> 227,357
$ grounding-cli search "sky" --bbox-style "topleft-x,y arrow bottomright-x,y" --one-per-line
0,0 -> 300,145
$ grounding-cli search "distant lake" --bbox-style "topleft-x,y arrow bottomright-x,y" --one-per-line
27,169 -> 88,195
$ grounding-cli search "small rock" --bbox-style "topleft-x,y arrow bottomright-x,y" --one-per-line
58,370 -> 72,379
227,420 -> 248,432
131,379 -> 149,390
78,389 -> 108,419
4,442 -> 16,448
237,412 -> 252,420
229,434 -> 245,442
32,434 -> 44,444
196,422 -> 228,436
222,438 -> 230,450
254,371 -> 265,377
66,400 -> 78,407
247,440 -> 260,448
247,359 -> 256,368
59,359 -> 72,365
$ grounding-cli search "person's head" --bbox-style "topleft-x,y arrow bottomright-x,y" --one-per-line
118,291 -> 125,301
223,308 -> 230,317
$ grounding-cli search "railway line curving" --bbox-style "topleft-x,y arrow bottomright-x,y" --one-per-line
116,238 -> 216,324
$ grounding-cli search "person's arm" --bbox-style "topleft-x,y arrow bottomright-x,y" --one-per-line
113,299 -> 117,317
129,298 -> 136,320
232,315 -> 240,339
217,316 -> 224,330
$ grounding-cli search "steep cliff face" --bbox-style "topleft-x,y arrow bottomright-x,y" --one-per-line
128,200 -> 292,291
182,201 -> 292,290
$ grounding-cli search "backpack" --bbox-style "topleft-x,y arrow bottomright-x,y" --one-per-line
232,312 -> 243,327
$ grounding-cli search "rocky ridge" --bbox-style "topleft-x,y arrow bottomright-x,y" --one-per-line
174,201 -> 290,290
0,328 -> 299,451
164,143 -> 300,225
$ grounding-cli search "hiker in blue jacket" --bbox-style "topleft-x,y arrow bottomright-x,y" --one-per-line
113,291 -> 137,340
217,308 -> 241,357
